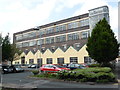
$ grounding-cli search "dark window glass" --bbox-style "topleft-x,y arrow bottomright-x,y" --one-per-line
70,57 -> 78,63
57,58 -> 64,65
29,59 -> 34,64
84,57 -> 92,63
47,58 -> 52,64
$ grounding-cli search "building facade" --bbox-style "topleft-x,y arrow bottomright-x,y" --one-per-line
13,6 -> 109,65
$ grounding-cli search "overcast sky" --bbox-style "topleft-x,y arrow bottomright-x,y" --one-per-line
0,0 -> 118,42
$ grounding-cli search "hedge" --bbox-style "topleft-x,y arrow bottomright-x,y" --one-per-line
33,67 -> 116,83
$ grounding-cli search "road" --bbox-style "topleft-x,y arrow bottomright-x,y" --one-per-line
1,68 -> 119,89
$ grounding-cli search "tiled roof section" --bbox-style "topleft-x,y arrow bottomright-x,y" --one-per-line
31,49 -> 37,54
24,50 -> 29,55
22,44 -> 86,55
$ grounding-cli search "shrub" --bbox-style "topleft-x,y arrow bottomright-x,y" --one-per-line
33,67 -> 116,83
96,72 -> 115,82
89,64 -> 100,67
31,70 -> 39,75
85,72 -> 97,82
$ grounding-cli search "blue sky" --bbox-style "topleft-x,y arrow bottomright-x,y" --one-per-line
0,0 -> 118,42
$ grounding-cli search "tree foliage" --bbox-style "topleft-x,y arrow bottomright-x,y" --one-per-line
2,33 -> 21,64
86,18 -> 119,65
2,33 -> 11,62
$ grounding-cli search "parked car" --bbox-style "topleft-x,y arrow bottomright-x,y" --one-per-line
2,65 -> 14,74
81,63 -> 90,68
67,63 -> 86,70
40,64 -> 70,73
62,64 -> 69,68
10,65 -> 24,72
28,64 -> 40,68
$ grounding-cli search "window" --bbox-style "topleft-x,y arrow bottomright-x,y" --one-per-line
45,38 -> 50,44
22,42 -> 29,47
29,59 -> 34,64
37,58 -> 42,66
56,36 -> 60,42
37,39 -> 44,45
81,31 -> 88,39
84,57 -> 92,63
16,35 -> 22,40
67,33 -> 79,41
45,37 -> 54,44
70,57 -> 78,63
57,58 -> 64,65
68,22 -> 79,29
46,58 -> 53,64
40,29 -> 46,36
56,35 -> 66,43
46,27 -> 54,34
29,32 -> 36,38
51,37 -> 54,43
23,33 -> 29,39
55,25 -> 66,32
80,19 -> 89,27
29,41 -> 36,46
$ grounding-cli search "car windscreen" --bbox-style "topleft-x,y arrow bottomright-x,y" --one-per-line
55,65 -> 64,68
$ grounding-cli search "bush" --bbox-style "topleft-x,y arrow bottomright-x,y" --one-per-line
33,67 -> 116,83
73,67 -> 112,73
89,64 -> 100,67
31,70 -> 39,75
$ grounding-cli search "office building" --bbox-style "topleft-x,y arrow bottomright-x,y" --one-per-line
13,6 -> 109,65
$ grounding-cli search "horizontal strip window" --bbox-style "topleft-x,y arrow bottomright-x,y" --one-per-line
80,19 -> 89,27
67,33 -> 79,41
16,35 -> 22,41
29,41 -> 36,46
56,35 -> 66,43
40,20 -> 89,35
68,22 -> 79,29
37,39 -> 44,45
56,24 -> 66,32
45,37 -> 54,44
22,42 -> 29,47
16,32 -> 36,41
46,27 -> 54,34
81,31 -> 89,39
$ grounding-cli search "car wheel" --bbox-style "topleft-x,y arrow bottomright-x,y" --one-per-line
14,70 -> 17,73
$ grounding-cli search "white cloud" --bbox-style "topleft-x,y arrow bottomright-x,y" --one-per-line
0,0 -> 118,42
0,0 -> 57,41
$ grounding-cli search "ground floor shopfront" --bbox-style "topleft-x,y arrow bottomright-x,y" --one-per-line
13,45 -> 92,65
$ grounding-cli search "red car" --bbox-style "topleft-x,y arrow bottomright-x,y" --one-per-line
40,64 -> 70,73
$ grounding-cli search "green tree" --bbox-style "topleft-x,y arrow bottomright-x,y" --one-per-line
10,44 -> 22,64
86,18 -> 119,66
2,34 -> 21,64
2,33 -> 11,62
